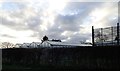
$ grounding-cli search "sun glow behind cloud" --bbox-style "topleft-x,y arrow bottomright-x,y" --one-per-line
48,0 -> 67,11
0,24 -> 37,43
39,0 -> 68,31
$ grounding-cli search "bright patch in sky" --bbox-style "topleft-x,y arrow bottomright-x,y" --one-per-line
48,0 -> 67,11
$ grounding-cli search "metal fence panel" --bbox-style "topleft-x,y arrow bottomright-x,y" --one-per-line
94,26 -> 119,46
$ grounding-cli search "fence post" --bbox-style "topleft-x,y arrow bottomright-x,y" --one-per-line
111,27 -> 113,45
101,28 -> 103,46
117,23 -> 119,45
92,26 -> 95,46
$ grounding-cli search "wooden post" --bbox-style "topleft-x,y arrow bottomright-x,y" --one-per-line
92,26 -> 95,46
117,23 -> 119,45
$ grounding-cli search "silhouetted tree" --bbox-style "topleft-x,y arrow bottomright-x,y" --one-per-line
1,42 -> 14,48
41,35 -> 48,44
43,35 -> 48,41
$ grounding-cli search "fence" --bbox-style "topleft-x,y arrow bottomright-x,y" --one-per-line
2,47 -> 120,70
92,23 -> 120,46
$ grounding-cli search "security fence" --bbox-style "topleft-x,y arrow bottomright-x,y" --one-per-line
92,23 -> 120,46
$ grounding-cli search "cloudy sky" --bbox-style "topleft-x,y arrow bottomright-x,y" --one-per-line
0,0 -> 119,44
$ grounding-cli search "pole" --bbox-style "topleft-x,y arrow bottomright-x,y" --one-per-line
117,23 -> 119,45
111,27 -> 113,45
92,26 -> 95,46
101,28 -> 103,46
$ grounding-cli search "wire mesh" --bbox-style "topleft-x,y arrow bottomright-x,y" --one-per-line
94,26 -> 119,46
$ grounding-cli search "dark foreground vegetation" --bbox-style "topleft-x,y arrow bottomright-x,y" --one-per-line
1,46 -> 120,71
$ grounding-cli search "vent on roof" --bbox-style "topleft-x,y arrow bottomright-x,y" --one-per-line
51,39 -> 61,42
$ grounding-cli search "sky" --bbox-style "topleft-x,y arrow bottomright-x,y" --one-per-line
0,0 -> 119,44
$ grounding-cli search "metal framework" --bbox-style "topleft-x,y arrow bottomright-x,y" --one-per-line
92,23 -> 120,46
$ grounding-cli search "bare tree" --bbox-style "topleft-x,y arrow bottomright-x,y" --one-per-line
1,42 -> 14,48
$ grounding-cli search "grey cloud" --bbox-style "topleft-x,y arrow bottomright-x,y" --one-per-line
55,14 -> 80,31
46,24 -> 64,35
0,16 -> 16,26
0,2 -> 29,31
55,2 -> 103,31
52,2 -> 105,42
62,2 -> 103,18
105,18 -> 118,27
1,34 -> 16,38
1,2 -> 26,11
39,2 -> 105,42
0,16 -> 28,30
66,33 -> 91,43
26,16 -> 42,31
0,10 -> 43,32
